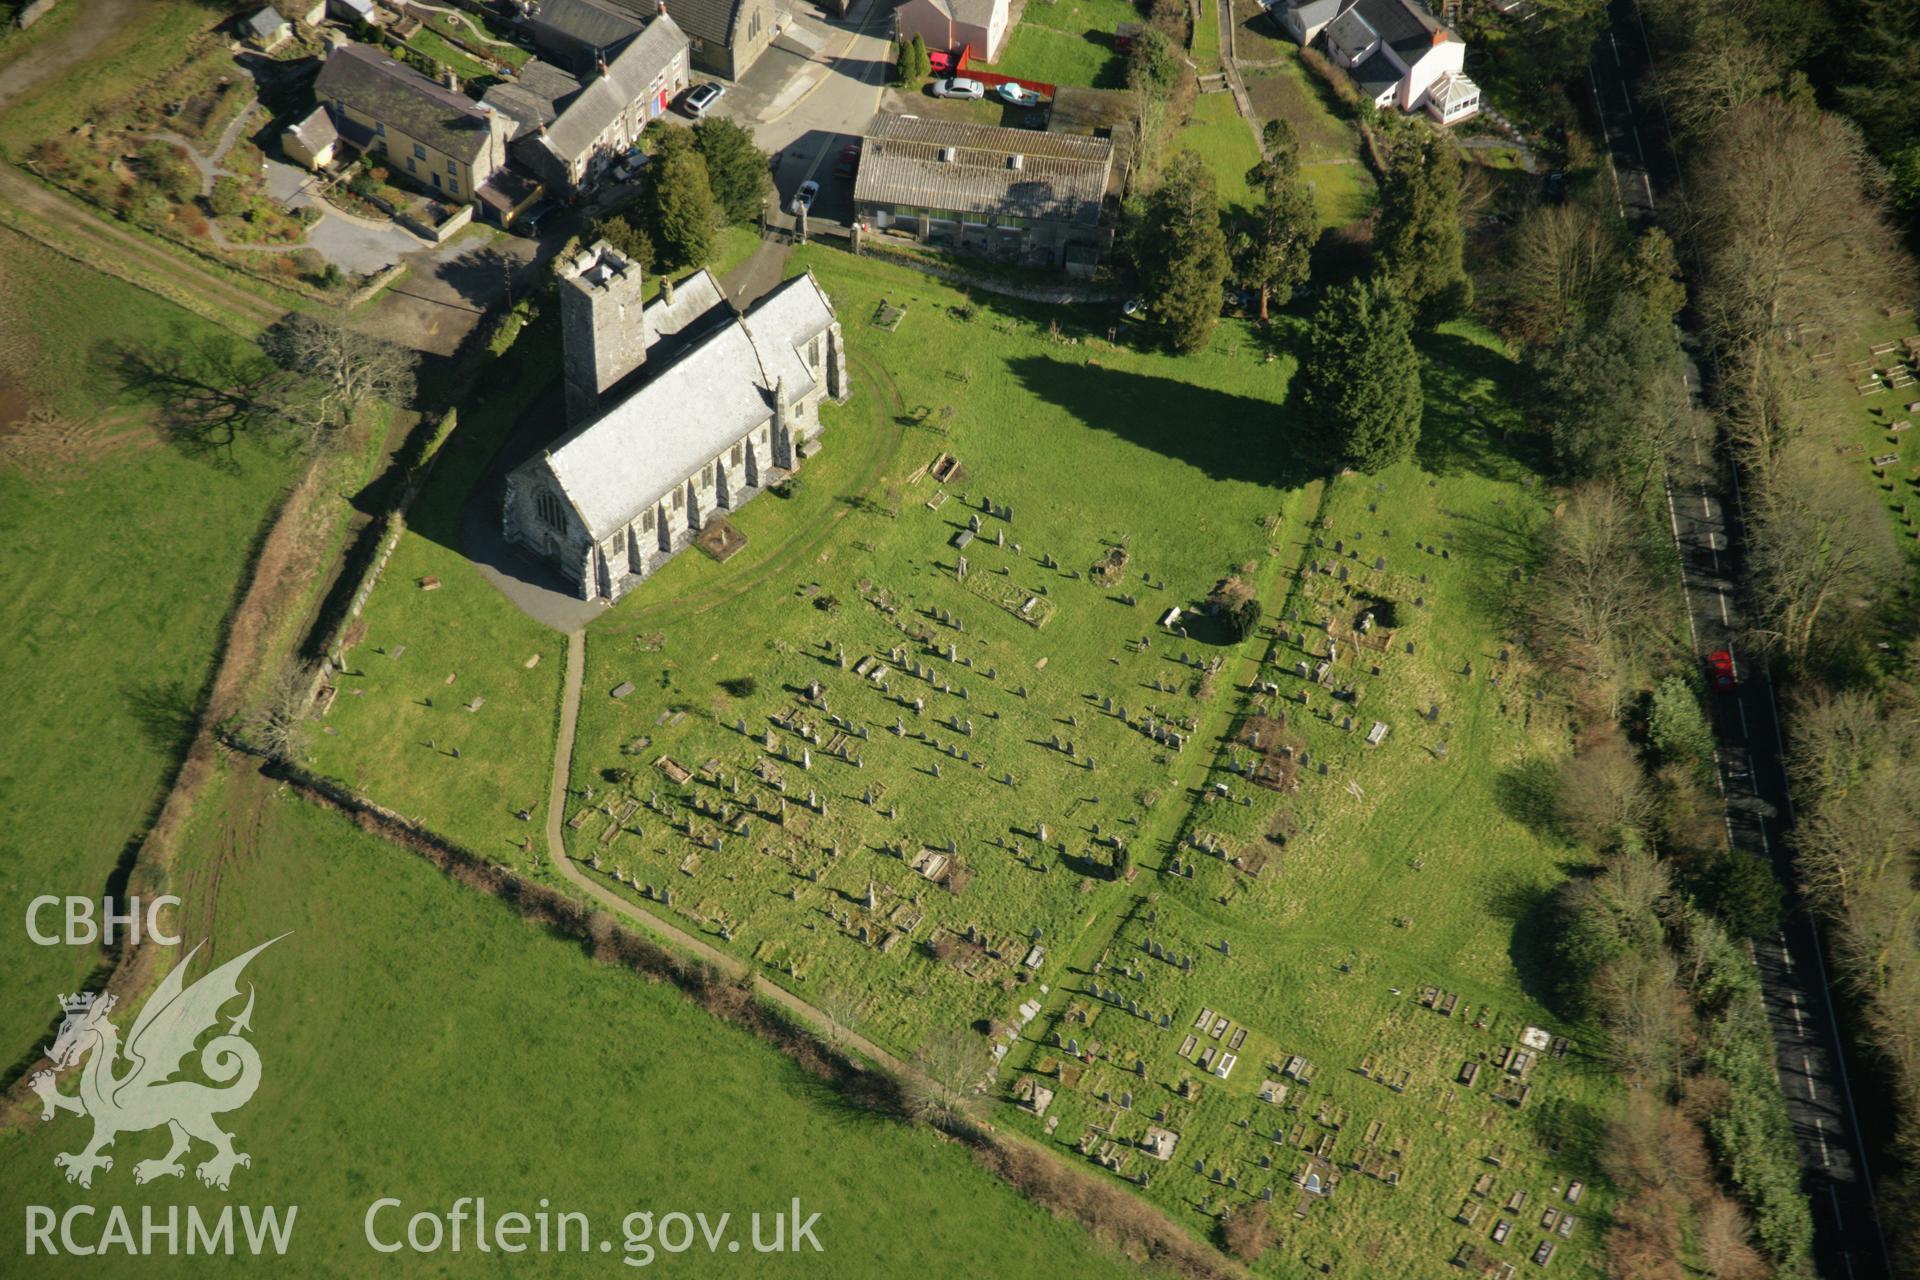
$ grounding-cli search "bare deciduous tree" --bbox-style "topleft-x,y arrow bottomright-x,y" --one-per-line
1527,483 -> 1667,711
1747,442 -> 1902,658
1498,199 -> 1618,345
903,1028 -> 987,1131
263,312 -> 417,449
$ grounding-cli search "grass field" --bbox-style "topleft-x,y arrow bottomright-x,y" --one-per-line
0,765 -> 1162,1279
0,231 -> 303,1060
1241,56 -> 1377,228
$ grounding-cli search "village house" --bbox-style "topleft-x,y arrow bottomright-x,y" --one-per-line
891,0 -> 1012,61
485,14 -> 690,191
1275,0 -> 1478,124
313,43 -> 512,201
502,243 -> 848,601
854,115 -> 1115,268
531,0 -> 776,80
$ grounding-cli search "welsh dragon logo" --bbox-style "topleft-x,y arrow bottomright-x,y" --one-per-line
31,935 -> 285,1191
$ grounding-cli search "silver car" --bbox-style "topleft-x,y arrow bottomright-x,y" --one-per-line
932,77 -> 985,100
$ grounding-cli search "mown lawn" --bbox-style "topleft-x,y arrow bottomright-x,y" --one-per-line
1173,93 -> 1263,218
984,0 -> 1137,88
0,231 -> 304,1059
303,316 -> 567,862
0,765 -> 1165,1280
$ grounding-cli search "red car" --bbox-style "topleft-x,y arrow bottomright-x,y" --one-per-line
1707,649 -> 1738,694
833,143 -> 860,178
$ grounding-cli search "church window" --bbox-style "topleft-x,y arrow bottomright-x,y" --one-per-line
702,462 -> 715,488
536,488 -> 565,530
641,508 -> 655,532
672,487 -> 683,511
810,337 -> 822,368
730,442 -> 742,467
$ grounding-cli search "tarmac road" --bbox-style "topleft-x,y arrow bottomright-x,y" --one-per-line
1591,2 -> 1892,1274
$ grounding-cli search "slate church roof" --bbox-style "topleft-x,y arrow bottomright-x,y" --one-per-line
543,273 -> 837,539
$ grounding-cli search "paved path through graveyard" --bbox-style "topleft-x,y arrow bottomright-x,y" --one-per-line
1595,1 -> 1889,1273
542,629 -> 906,1072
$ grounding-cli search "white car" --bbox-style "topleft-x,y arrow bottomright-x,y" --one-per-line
684,82 -> 724,116
996,82 -> 1039,107
932,77 -> 985,100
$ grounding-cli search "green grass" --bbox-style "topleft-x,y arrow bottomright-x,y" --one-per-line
0,231 -> 302,1059
984,0 -> 1136,88
1193,0 -> 1222,72
996,321 -> 1616,1277
0,766 -> 1162,1279
1174,94 -> 1263,217
1810,310 -> 1920,590
1241,55 -> 1378,228
307,248 -> 1617,1272
985,24 -> 1127,89
558,248 -> 1320,1061
403,28 -> 496,85
303,318 -> 567,862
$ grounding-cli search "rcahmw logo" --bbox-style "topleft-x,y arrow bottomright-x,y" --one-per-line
23,935 -> 298,1259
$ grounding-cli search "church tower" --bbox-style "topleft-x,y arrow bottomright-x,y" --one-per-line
556,240 -> 650,424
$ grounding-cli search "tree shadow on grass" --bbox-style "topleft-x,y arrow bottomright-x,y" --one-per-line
1414,328 -> 1547,481
103,329 -> 286,469
1004,354 -> 1331,490
1494,755 -> 1565,841
124,677 -> 202,757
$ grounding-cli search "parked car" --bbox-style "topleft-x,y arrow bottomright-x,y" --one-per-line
512,199 -> 561,238
789,179 -> 819,217
1706,648 -> 1738,694
833,143 -> 860,178
684,82 -> 724,116
610,152 -> 650,183
996,82 -> 1039,106
932,77 -> 985,99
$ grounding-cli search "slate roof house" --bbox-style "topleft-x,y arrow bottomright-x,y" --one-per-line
892,0 -> 1012,61
502,243 -> 848,601
531,0 -> 776,80
485,14 -> 690,191
854,115 -> 1115,267
1275,0 -> 1478,123
314,43 -> 512,201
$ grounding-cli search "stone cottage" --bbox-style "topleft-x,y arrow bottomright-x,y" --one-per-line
501,243 -> 847,601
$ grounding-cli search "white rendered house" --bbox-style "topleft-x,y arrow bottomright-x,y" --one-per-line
1276,0 -> 1480,124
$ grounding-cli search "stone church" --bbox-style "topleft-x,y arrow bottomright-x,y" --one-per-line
503,241 -> 847,601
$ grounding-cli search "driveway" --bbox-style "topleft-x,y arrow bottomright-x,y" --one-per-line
358,230 -> 547,355
265,157 -> 433,275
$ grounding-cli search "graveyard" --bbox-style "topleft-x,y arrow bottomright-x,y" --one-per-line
306,247 -> 1616,1273
1814,305 -> 1920,586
